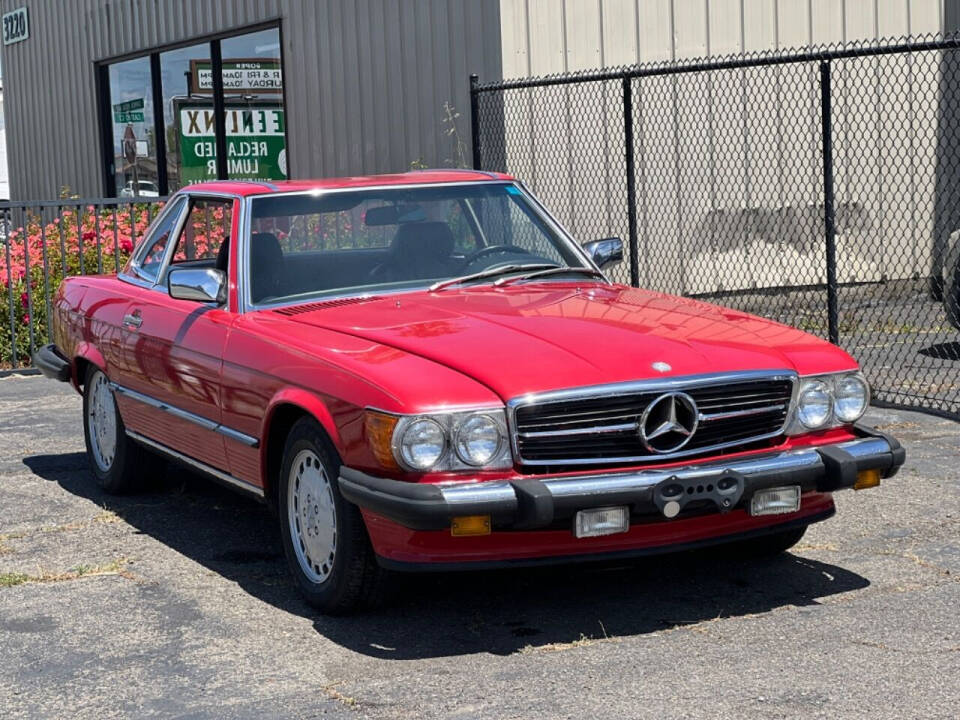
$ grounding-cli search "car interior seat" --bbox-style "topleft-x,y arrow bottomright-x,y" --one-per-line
250,232 -> 285,303
370,222 -> 457,282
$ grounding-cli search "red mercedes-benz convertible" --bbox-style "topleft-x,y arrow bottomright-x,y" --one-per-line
33,171 -> 904,612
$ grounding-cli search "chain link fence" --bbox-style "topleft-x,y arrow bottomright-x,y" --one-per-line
471,35 -> 960,421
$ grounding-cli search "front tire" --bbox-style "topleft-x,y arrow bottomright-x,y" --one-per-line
82,366 -> 145,494
278,418 -> 389,614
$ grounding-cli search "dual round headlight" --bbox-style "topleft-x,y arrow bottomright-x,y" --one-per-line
454,414 -> 503,466
834,374 -> 870,423
795,373 -> 869,429
396,412 -> 506,471
398,418 -> 447,470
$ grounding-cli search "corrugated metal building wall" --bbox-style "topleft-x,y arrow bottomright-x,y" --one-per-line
0,0 -> 951,203
0,0 -> 502,200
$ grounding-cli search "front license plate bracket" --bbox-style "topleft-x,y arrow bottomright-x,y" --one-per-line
653,469 -> 746,519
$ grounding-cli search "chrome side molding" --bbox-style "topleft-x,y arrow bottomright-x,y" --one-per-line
110,382 -> 260,448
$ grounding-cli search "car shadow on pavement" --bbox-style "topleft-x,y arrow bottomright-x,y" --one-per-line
25,452 -> 870,660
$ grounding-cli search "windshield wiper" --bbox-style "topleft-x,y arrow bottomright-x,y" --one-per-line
428,263 -> 559,292
493,266 -> 607,287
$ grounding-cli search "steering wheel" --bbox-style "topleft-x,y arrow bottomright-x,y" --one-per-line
462,244 -> 531,266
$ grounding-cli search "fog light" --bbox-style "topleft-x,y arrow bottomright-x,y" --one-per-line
451,515 -> 491,537
574,506 -> 629,538
854,468 -> 881,490
750,486 -> 801,516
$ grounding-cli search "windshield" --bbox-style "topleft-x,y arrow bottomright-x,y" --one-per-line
245,183 -> 589,306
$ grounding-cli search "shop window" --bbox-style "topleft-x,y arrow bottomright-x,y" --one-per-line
159,42 -> 212,191
108,57 -> 160,198
100,25 -> 287,196
220,28 -> 287,181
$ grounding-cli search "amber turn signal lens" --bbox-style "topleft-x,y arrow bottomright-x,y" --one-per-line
364,410 -> 400,471
451,515 -> 491,537
854,468 -> 881,490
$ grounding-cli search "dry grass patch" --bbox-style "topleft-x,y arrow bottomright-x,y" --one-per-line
323,682 -> 359,709
0,532 -> 25,555
0,508 -> 125,553
0,557 -> 132,589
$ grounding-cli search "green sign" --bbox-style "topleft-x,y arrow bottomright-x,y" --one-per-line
114,98 -> 144,112
114,111 -> 145,123
177,104 -> 287,183
113,98 -> 145,123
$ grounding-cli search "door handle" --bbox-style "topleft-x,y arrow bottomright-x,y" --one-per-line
123,311 -> 142,329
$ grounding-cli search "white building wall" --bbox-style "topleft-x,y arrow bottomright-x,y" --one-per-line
497,0 -> 944,292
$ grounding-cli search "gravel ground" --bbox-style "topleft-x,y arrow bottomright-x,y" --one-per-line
0,374 -> 958,719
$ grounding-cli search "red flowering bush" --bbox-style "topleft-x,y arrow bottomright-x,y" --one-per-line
0,201 -> 164,367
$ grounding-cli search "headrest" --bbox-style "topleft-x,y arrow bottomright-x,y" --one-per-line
390,222 -> 455,260
251,232 -> 283,264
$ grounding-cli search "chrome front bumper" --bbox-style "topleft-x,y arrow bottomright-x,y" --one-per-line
338,425 -> 904,531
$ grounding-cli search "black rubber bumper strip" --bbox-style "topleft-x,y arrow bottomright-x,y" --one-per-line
340,425 -> 905,531
338,467 -> 518,531
853,422 -> 907,477
814,424 -> 906,490
31,344 -> 71,382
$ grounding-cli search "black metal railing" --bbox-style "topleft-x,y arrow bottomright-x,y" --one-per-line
471,34 -> 960,420
1,196 -> 167,370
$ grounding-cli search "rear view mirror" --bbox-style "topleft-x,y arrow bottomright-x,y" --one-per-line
583,237 -> 624,270
364,204 -> 427,226
168,267 -> 227,304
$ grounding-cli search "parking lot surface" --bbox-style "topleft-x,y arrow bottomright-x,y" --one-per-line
1,374 -> 958,719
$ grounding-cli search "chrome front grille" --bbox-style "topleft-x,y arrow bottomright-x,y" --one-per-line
510,371 -> 796,467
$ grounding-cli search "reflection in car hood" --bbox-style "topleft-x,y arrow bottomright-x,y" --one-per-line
281,283 -> 856,401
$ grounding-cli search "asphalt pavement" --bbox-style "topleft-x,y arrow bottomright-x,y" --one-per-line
1,374 -> 958,719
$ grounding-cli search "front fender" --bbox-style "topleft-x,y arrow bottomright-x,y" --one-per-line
261,387 -> 345,457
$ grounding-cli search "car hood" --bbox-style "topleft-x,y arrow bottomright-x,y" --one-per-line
280,283 -> 856,401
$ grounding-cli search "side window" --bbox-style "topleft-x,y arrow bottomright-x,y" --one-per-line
170,199 -> 234,266
132,197 -> 186,282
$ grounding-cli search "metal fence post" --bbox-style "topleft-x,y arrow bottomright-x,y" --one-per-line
469,74 -> 482,170
622,76 -> 640,287
819,60 -> 839,345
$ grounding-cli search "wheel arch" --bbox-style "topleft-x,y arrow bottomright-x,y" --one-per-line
72,342 -> 107,392
260,389 -> 344,508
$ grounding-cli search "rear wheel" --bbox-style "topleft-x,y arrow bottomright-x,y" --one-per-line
82,366 -> 146,494
278,417 -> 390,614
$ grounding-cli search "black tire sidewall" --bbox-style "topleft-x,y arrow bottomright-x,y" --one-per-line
278,418 -> 375,613
81,366 -> 137,494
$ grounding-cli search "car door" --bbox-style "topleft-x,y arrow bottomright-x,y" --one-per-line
111,195 -> 238,472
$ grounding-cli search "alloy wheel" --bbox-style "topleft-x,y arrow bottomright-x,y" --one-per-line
287,448 -> 337,583
87,371 -> 117,472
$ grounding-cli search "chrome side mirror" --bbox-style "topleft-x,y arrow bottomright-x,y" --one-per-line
167,267 -> 227,304
583,237 -> 624,270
